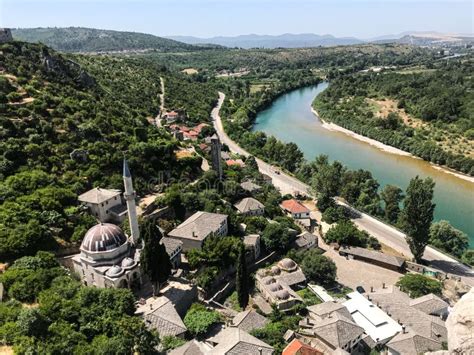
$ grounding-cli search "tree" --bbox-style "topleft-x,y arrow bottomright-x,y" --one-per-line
300,250 -> 337,285
381,185 -> 404,224
461,250 -> 474,266
235,243 -> 249,309
396,274 -> 442,298
322,205 -> 349,224
401,177 -> 436,262
311,160 -> 344,198
324,220 -> 371,247
183,303 -> 221,337
261,223 -> 292,252
429,221 -> 469,258
139,219 -> 172,295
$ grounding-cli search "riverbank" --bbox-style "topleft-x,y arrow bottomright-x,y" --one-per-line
311,108 -> 474,184
214,91 -> 474,285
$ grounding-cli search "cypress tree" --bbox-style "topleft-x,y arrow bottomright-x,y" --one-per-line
140,219 -> 172,295
235,243 -> 249,309
401,176 -> 436,263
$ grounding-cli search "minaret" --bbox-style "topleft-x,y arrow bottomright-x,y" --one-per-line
123,158 -> 140,245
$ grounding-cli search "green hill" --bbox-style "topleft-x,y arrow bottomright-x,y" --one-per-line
0,41 -> 205,260
11,27 -> 205,53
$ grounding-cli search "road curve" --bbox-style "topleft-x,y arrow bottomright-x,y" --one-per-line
211,91 -> 473,286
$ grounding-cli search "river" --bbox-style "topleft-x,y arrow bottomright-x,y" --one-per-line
253,83 -> 474,245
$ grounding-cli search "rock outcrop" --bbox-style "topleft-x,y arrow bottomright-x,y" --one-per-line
445,287 -> 474,353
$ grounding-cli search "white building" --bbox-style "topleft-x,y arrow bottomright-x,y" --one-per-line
343,291 -> 402,345
167,211 -> 228,252
280,199 -> 310,219
78,187 -> 127,223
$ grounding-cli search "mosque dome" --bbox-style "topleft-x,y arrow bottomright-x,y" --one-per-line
271,265 -> 281,275
263,276 -> 276,285
121,257 -> 136,269
105,265 -> 124,278
275,290 -> 290,300
268,283 -> 283,292
278,258 -> 297,272
81,223 -> 127,253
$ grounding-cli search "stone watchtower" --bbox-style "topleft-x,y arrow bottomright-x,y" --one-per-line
210,134 -> 223,180
0,29 -> 13,44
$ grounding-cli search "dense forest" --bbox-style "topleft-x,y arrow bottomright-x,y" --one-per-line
314,57 -> 474,175
12,27 -> 210,53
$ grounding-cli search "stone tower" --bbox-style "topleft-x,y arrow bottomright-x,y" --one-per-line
123,159 -> 140,245
210,134 -> 223,180
0,29 -> 13,44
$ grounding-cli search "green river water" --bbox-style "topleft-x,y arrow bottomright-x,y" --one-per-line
253,83 -> 474,245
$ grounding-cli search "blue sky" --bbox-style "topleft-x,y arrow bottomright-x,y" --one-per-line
1,0 -> 472,38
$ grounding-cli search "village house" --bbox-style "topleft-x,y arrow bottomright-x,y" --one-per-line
282,339 -> 323,355
167,211 -> 228,252
136,296 -> 187,338
255,258 -> 306,311
226,159 -> 246,168
170,327 -> 274,355
204,327 -> 274,355
240,180 -> 262,194
293,231 -> 318,250
280,199 -> 311,219
368,286 -> 448,354
299,305 -> 365,353
244,234 -> 261,260
163,237 -> 183,269
231,310 -> 269,333
234,197 -> 265,216
78,187 -> 127,223
339,246 -> 406,272
163,110 -> 180,124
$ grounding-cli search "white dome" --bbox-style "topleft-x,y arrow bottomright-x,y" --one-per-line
121,257 -> 136,269
105,265 -> 124,278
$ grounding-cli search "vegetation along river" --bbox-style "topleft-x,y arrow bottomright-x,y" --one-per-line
253,82 -> 474,245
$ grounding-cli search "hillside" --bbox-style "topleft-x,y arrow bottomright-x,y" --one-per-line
0,41 -> 206,260
11,27 -> 204,53
313,57 -> 474,175
167,33 -> 363,48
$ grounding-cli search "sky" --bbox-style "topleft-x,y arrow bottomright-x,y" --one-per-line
1,0 -> 473,39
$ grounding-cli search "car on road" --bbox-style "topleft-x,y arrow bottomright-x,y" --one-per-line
356,286 -> 366,294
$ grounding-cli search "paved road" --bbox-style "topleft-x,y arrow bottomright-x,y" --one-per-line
211,92 -> 474,287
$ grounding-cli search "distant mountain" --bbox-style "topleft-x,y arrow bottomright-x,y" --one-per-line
369,31 -> 474,46
11,27 -> 206,53
166,33 -> 363,49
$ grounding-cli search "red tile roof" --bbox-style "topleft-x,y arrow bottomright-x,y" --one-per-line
283,339 -> 323,355
226,159 -> 245,167
280,199 -> 310,214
